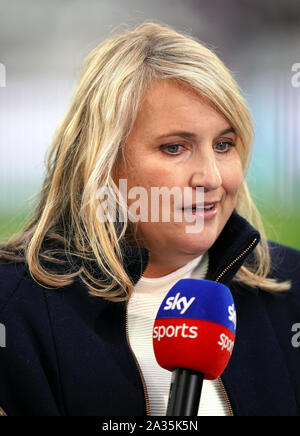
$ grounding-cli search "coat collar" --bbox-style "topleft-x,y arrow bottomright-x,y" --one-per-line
120,208 -> 261,288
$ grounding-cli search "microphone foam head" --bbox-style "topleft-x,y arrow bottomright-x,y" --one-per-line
152,279 -> 236,380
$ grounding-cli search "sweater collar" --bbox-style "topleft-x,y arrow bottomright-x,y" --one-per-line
120,209 -> 261,288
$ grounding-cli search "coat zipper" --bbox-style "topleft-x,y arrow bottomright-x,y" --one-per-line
215,238 -> 258,283
217,378 -> 234,417
215,237 -> 258,416
124,237 -> 258,417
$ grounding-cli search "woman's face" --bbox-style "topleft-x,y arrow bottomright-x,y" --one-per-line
113,79 -> 243,274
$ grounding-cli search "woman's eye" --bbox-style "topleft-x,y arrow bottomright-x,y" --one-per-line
162,144 -> 185,155
161,141 -> 235,156
214,141 -> 235,153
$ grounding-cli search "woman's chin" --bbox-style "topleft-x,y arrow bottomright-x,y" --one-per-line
174,232 -> 217,255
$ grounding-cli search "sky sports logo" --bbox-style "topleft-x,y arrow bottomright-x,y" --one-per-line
163,293 -> 195,315
153,323 -> 198,341
154,291 -> 236,354
152,324 -> 234,354
163,292 -> 236,330
228,304 -> 236,331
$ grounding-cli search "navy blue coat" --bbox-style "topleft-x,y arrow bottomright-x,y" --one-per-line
0,210 -> 300,416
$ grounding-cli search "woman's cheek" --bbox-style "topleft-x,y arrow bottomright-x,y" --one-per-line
221,157 -> 243,197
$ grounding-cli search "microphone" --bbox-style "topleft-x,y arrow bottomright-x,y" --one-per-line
152,279 -> 236,416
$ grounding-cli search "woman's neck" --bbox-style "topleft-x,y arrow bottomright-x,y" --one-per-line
142,252 -> 204,278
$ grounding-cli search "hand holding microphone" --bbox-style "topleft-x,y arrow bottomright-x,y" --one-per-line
152,279 -> 236,416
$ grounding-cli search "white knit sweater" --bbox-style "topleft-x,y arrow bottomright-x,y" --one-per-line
127,252 -> 229,416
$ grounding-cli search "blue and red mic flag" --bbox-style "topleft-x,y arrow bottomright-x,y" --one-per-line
153,279 -> 236,380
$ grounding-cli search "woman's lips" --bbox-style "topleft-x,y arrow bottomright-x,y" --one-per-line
177,202 -> 218,221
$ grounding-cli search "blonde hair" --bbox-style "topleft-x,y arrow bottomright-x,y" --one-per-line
0,22 -> 291,300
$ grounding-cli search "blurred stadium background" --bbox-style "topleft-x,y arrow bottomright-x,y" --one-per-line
0,0 -> 300,249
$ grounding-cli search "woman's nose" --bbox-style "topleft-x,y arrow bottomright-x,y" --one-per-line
189,151 -> 222,191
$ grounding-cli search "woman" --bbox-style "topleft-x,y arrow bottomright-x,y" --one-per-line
0,22 -> 300,417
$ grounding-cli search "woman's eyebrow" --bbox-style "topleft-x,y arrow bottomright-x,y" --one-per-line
156,127 -> 236,140
218,127 -> 236,136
